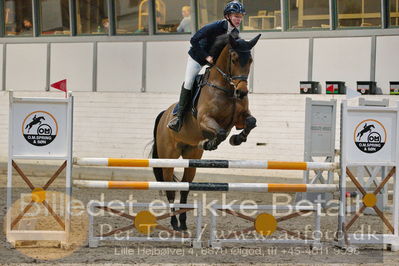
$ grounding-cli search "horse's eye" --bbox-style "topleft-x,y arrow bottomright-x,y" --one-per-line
231,51 -> 239,63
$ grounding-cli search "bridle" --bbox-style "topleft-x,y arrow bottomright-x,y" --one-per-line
206,48 -> 250,99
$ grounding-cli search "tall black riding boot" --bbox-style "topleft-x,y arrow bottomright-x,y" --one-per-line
168,86 -> 191,132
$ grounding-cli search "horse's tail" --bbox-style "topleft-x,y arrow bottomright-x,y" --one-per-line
152,110 -> 166,182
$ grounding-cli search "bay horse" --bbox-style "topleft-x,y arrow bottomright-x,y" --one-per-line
152,33 -> 261,231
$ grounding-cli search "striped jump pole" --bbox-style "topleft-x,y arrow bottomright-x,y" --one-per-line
74,158 -> 338,171
73,180 -> 339,193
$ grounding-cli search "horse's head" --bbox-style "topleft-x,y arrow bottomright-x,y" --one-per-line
211,34 -> 261,98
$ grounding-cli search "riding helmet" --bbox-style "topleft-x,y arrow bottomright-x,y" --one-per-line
223,1 -> 246,16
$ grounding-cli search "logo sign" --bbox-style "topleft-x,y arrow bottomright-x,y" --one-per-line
354,119 -> 386,153
22,111 -> 58,146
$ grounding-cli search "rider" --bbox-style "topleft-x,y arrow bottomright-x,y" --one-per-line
168,1 -> 246,132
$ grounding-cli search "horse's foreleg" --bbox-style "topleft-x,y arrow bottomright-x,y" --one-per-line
198,116 -> 227,151
230,115 -> 257,146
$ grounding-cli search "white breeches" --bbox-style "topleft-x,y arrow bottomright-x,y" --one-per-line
184,56 -> 203,90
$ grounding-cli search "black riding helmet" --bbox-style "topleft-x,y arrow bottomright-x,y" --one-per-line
223,1 -> 246,17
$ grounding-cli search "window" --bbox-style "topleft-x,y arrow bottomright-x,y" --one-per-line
197,0 -> 229,28
155,0 -> 193,33
114,0 -> 140,34
337,0 -> 381,28
390,0 -> 399,27
76,0 -> 108,35
288,0 -> 330,29
242,0 -> 281,31
40,0 -> 70,36
4,0 -> 33,36
137,0 -> 177,33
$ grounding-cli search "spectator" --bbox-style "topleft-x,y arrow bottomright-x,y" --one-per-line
177,6 -> 191,33
21,18 -> 33,33
101,17 -> 109,33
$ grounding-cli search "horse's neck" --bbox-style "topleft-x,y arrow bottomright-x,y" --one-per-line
209,46 -> 229,82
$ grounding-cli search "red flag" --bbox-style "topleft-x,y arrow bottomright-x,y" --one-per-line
51,79 -> 67,92
326,85 -> 334,94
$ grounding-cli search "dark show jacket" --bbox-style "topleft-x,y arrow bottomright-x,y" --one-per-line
188,20 -> 230,66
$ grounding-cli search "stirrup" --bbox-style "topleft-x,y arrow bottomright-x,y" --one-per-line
168,116 -> 182,132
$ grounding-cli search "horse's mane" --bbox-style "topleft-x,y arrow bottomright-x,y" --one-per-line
209,31 -> 239,62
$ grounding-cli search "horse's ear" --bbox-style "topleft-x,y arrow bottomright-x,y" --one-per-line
248,34 -> 261,49
229,34 -> 238,49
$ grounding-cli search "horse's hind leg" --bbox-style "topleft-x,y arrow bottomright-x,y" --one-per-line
179,147 -> 203,231
162,168 -> 180,231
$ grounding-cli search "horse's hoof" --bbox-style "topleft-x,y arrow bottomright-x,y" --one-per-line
203,141 -> 215,151
179,224 -> 188,231
229,135 -> 242,146
217,129 -> 227,141
172,225 -> 180,232
205,144 -> 217,151
246,116 -> 257,130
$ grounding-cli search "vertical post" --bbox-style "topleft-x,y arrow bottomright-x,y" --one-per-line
329,0 -> 337,30
107,0 -> 115,36
6,92 -> 14,246
370,36 -> 376,82
191,0 -> 198,33
308,38 -> 314,81
194,201 -> 202,248
280,0 -> 287,31
2,44 -> 6,91
381,0 -> 388,28
92,42 -> 98,92
69,0 -> 77,36
32,0 -> 40,37
148,0 -> 155,35
88,203 -> 96,247
0,2 -> 4,37
45,43 -> 51,91
210,204 -> 217,247
315,203 -> 321,246
393,102 -> 399,240
338,101 -> 347,247
141,41 -> 147,92
64,94 -> 73,245
297,0 -> 304,27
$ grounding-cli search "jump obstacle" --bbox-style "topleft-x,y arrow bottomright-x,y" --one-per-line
6,93 -> 399,251
74,180 -> 338,193
74,158 -> 337,170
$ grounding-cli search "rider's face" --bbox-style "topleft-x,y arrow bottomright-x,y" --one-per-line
228,13 -> 243,27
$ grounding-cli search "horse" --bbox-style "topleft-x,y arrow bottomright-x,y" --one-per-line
152,33 -> 261,231
25,115 -> 45,133
357,123 -> 375,141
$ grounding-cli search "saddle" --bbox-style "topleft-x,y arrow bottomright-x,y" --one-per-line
172,67 -> 211,119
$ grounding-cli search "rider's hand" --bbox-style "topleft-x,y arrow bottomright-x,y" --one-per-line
206,56 -> 214,64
